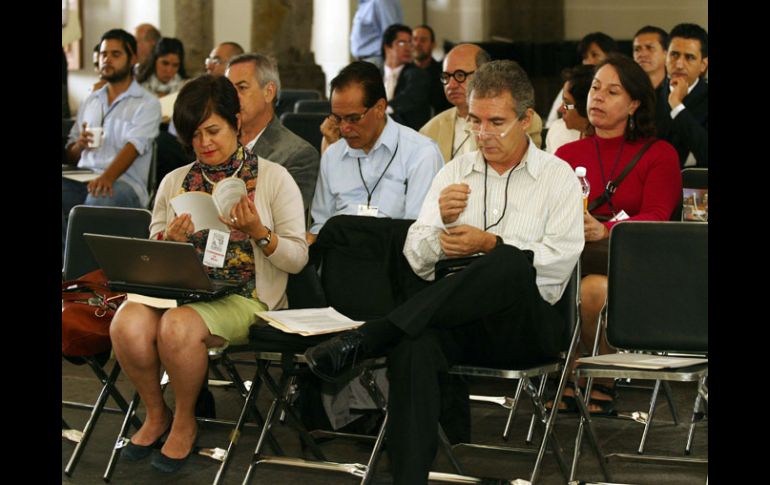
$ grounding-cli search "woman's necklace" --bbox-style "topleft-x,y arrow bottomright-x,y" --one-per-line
199,147 -> 246,186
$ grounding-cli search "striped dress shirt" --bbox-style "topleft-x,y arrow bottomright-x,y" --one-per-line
404,140 -> 585,304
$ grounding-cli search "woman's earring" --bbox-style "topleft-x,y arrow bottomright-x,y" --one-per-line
628,113 -> 635,131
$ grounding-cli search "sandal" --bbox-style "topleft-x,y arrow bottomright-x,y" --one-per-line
545,382 -> 579,413
586,383 -> 618,402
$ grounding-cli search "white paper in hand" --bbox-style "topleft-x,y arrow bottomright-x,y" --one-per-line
212,177 -> 247,219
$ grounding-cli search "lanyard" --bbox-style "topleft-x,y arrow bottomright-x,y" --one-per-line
199,146 -> 247,187
593,137 -> 625,215
357,142 -> 399,207
483,162 -> 515,231
451,133 -> 470,159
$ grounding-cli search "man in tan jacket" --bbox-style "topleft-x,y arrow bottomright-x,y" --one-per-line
420,44 -> 542,162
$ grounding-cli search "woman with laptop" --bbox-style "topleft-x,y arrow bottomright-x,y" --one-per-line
108,74 -> 308,472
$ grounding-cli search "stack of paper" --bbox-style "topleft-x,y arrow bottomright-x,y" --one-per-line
577,353 -> 707,370
256,307 -> 363,336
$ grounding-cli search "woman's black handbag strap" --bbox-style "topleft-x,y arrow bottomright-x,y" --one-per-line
587,139 -> 657,213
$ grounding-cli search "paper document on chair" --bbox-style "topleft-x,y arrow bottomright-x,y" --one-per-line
256,307 -> 363,336
577,353 -> 707,369
62,168 -> 99,183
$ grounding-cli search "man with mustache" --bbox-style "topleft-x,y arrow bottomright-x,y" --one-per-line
655,23 -> 708,168
63,29 -> 161,257
633,25 -> 669,90
307,61 -> 443,243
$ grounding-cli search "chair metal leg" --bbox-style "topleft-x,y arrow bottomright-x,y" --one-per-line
662,380 -> 680,425
501,378 -> 525,441
685,376 -> 707,455
525,374 -> 549,444
525,377 -> 568,482
438,424 -> 464,475
360,412 -> 389,485
638,379 -> 661,454
103,391 -> 140,483
569,385 -> 611,483
64,359 -> 127,477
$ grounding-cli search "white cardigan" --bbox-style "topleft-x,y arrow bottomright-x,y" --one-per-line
150,157 -> 309,310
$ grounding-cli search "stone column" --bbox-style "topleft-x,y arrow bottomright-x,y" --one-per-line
252,0 -> 326,96
175,0 -> 214,77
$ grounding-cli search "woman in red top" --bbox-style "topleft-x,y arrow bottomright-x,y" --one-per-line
554,54 -> 681,413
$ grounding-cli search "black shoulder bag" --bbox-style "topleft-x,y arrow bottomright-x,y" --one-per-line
581,139 -> 657,276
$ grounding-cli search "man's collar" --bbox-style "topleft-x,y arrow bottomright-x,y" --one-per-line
343,115 -> 397,157
463,138 -> 541,179
384,63 -> 405,77
99,78 -> 144,101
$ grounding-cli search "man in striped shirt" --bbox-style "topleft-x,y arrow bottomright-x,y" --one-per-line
305,60 -> 584,485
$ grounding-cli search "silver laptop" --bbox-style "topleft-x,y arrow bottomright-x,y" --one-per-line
84,233 -> 245,301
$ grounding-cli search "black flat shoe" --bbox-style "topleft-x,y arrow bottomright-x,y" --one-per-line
151,439 -> 199,473
122,421 -> 173,461
304,330 -> 365,382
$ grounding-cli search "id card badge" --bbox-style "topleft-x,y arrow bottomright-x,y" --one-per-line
357,204 -> 379,217
203,229 -> 230,268
609,210 -> 630,222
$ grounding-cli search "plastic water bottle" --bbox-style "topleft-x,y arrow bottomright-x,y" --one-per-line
575,166 -> 590,213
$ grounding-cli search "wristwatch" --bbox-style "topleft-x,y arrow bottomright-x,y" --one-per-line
255,227 -> 272,248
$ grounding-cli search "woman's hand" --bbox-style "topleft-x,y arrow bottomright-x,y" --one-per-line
221,195 -> 267,240
584,212 -> 609,241
165,213 -> 195,241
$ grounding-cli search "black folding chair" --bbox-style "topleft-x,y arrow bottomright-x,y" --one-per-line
62,205 -> 152,477
280,112 -> 326,153
569,222 -> 708,482
276,88 -> 321,117
294,99 -> 331,113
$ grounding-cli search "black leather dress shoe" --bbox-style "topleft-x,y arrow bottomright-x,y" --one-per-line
304,330 -> 365,382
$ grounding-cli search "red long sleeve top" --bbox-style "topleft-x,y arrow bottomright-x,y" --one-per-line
556,135 -> 682,230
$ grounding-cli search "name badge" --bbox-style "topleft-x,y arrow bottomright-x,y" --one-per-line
357,204 -> 379,217
609,210 -> 630,222
203,229 -> 229,268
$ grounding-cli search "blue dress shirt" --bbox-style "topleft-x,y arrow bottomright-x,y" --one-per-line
350,0 -> 403,59
310,116 -> 444,234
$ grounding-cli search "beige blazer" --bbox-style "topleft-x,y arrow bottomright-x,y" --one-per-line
420,107 -> 544,163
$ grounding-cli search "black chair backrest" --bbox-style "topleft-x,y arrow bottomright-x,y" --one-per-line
606,222 -> 707,353
294,99 -> 331,114
63,206 -> 152,280
312,215 -> 430,321
671,167 -> 708,221
553,262 -> 580,349
280,112 -> 326,153
276,89 -> 321,117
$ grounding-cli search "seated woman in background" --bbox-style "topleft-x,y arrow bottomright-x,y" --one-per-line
137,37 -> 188,98
545,64 -> 594,153
553,54 -> 682,414
109,74 -> 308,473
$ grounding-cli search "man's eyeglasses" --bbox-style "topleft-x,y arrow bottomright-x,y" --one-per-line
463,120 -> 517,139
562,102 -> 576,111
394,40 -> 410,47
329,107 -> 371,125
205,57 -> 222,67
440,69 -> 475,85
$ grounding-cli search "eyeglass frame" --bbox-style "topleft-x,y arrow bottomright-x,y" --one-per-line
204,56 -> 223,67
328,106 -> 372,125
561,102 -> 576,111
463,116 -> 522,139
440,69 -> 476,85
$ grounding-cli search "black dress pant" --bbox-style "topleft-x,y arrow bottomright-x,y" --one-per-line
382,245 -> 567,485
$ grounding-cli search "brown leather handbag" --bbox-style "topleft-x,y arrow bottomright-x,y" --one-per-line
62,269 -> 126,357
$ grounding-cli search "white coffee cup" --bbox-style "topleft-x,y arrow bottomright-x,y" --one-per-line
88,127 -> 104,148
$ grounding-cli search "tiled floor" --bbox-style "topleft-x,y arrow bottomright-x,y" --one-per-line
62,356 -> 708,484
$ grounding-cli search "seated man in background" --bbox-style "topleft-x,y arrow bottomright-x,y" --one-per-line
412,24 -> 452,116
381,24 -> 432,130
133,23 -> 160,75
205,41 -> 245,77
305,60 -> 584,485
308,61 -> 443,243
63,28 -> 161,257
633,25 -> 669,90
656,23 -> 708,168
420,43 -> 542,161
227,53 -> 320,211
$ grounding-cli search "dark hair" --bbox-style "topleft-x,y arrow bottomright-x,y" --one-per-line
669,23 -> 708,58
414,24 -> 435,43
137,37 -> 188,83
467,59 -> 534,118
634,25 -> 669,51
381,23 -> 412,56
173,75 -> 240,152
100,29 -> 137,60
594,54 -> 656,142
330,61 -> 387,108
562,64 -> 594,118
577,32 -> 619,60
